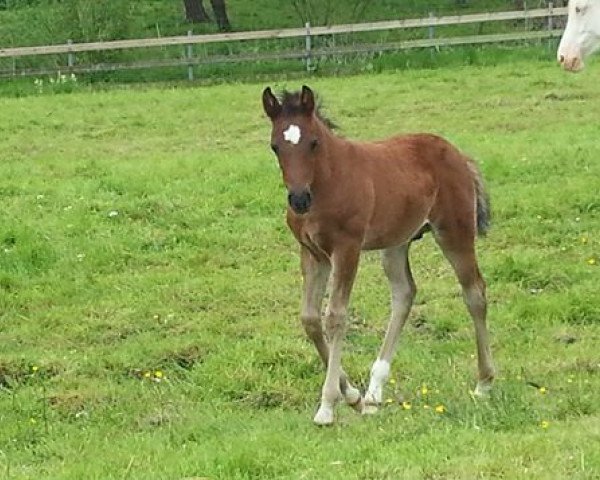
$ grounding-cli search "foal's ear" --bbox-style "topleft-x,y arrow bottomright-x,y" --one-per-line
262,87 -> 281,120
300,85 -> 315,115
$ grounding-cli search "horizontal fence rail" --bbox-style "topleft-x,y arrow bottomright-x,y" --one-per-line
0,6 -> 567,79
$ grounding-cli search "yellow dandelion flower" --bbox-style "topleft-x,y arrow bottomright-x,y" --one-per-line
402,401 -> 412,410
29,418 -> 37,424
540,420 -> 550,429
31,366 -> 39,372
389,378 -> 396,385
581,236 -> 588,244
421,385 -> 428,396
385,398 -> 394,405
435,404 -> 446,414
155,370 -> 164,379
423,404 -> 430,410
587,258 -> 596,266
539,386 -> 547,394
143,371 -> 151,378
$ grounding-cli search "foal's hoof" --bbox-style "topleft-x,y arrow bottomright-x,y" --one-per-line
362,403 -> 379,415
362,391 -> 380,415
345,386 -> 364,413
473,381 -> 492,398
313,406 -> 334,426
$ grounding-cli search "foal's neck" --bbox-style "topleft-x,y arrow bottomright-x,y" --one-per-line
313,119 -> 348,188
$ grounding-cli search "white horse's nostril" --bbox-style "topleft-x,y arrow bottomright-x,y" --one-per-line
569,57 -> 583,71
559,54 -> 565,64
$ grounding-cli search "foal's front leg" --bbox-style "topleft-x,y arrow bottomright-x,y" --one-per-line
313,244 -> 361,426
300,248 -> 362,414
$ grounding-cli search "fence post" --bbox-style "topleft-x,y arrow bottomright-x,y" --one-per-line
524,0 -> 529,31
186,30 -> 194,81
547,2 -> 554,32
428,12 -> 439,54
305,22 -> 312,72
67,39 -> 74,70
428,12 -> 435,40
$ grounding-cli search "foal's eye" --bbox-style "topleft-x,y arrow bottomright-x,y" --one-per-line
575,6 -> 581,13
310,139 -> 319,151
271,144 -> 279,154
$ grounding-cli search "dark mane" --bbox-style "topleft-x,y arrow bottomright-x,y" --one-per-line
279,89 -> 338,130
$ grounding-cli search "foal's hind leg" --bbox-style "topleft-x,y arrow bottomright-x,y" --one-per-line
300,248 -> 362,414
364,244 -> 416,414
433,230 -> 495,395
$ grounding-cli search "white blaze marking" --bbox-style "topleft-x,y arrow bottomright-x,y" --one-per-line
283,124 -> 301,145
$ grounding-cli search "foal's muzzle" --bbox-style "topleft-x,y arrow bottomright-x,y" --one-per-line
288,189 -> 312,214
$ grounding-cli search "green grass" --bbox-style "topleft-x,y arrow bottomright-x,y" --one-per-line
1,58 -> 599,479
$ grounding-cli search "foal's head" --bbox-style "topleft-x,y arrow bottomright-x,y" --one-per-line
262,85 -> 325,215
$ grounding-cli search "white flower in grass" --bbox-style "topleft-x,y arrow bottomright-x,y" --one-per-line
108,210 -> 119,218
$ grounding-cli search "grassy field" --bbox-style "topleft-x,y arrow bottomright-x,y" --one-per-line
1,58 -> 599,479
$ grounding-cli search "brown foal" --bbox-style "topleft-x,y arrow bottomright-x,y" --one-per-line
262,85 -> 495,425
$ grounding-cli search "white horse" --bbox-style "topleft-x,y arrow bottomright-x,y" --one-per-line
558,0 -> 600,71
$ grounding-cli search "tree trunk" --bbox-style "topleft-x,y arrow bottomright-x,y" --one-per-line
209,0 -> 231,31
183,0 -> 210,23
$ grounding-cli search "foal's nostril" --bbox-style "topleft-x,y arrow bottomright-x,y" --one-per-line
288,190 -> 312,214
559,54 -> 565,64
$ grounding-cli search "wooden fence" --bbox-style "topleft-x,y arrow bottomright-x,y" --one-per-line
0,5 -> 567,79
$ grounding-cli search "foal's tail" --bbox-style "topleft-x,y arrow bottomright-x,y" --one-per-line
466,159 -> 491,237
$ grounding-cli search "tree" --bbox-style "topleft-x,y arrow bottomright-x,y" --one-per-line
183,0 -> 210,23
291,0 -> 374,26
182,0 -> 230,31
209,0 -> 230,31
